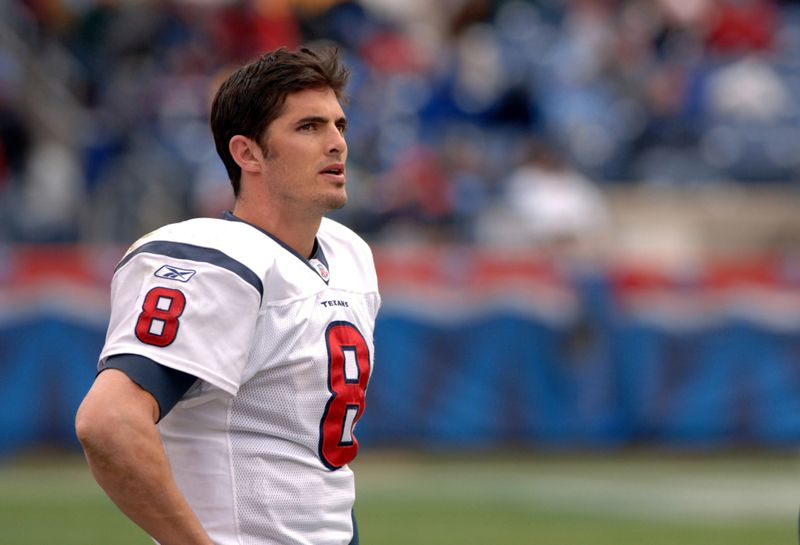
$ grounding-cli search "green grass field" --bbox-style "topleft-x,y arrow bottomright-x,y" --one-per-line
0,449 -> 797,544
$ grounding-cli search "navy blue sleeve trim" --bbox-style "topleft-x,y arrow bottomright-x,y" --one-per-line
103,354 -> 199,422
116,240 -> 263,298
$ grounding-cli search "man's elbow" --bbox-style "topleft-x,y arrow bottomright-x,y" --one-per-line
75,397 -> 109,452
75,393 -> 131,456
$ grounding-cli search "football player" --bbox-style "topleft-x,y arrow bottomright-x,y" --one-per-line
75,46 -> 380,545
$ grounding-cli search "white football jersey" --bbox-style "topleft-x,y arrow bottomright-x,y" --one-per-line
99,213 -> 381,545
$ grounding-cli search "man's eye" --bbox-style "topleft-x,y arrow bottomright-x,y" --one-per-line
337,125 -> 347,134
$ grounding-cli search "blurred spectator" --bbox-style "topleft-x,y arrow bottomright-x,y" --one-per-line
3,0 -> 800,244
376,144 -> 455,241
704,0 -> 779,55
212,0 -> 301,62
17,139 -> 85,241
477,139 -> 610,254
0,102 -> 31,240
0,93 -> 30,187
440,127 -> 490,242
705,55 -> 791,122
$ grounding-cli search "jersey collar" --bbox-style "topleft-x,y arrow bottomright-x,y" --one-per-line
222,211 -> 330,284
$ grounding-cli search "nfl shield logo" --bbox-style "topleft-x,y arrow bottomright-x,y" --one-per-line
315,262 -> 329,280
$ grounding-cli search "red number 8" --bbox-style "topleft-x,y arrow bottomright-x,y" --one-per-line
319,321 -> 371,470
135,287 -> 186,347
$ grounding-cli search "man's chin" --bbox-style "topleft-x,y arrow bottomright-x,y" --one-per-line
316,194 -> 347,217
327,191 -> 347,212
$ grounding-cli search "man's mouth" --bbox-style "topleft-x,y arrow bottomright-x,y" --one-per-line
320,164 -> 345,179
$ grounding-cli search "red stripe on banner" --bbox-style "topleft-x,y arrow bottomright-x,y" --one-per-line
1,244 -> 123,288
373,246 -> 567,288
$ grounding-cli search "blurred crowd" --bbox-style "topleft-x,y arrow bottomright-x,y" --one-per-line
1,0 -> 799,246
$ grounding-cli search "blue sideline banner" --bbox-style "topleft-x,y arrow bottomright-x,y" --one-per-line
2,245 -> 800,455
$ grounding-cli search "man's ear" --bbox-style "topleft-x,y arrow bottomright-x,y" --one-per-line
229,135 -> 263,174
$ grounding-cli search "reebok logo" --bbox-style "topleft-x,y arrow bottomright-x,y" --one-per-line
154,265 -> 196,283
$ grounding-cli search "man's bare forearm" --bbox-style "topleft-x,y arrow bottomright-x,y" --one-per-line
76,369 -> 214,545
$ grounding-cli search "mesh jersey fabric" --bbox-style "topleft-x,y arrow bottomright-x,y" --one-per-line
99,215 -> 381,545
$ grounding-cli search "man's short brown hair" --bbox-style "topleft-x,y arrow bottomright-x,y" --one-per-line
210,47 -> 351,197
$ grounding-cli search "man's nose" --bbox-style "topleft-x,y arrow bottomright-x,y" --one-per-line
327,126 -> 347,156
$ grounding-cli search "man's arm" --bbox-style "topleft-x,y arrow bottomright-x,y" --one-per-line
75,369 -> 214,545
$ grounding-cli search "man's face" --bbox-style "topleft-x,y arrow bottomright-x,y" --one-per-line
260,87 -> 348,217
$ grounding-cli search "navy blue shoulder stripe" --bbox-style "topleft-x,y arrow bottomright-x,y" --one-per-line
116,240 -> 263,297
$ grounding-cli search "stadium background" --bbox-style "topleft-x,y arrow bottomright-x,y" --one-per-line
2,0 -> 800,543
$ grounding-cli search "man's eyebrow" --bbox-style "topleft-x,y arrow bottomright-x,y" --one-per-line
296,116 -> 348,126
